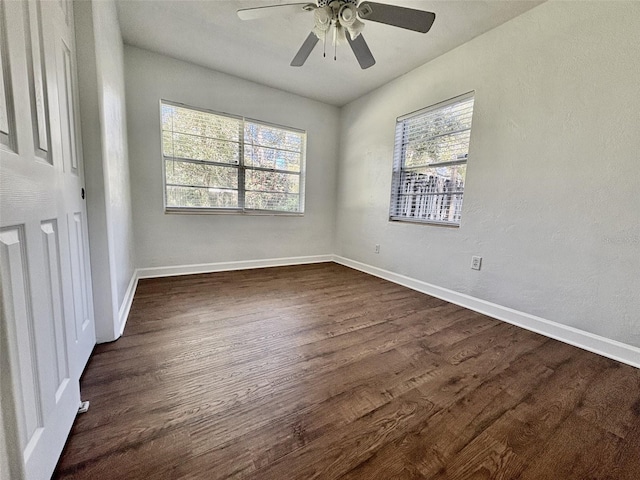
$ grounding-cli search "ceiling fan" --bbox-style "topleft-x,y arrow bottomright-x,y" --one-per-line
237,0 -> 436,69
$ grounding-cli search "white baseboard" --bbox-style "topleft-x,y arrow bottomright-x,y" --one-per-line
333,255 -> 640,369
136,254 -> 334,279
117,270 -> 139,338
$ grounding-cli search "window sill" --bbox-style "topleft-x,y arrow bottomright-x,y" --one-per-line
165,207 -> 304,217
389,217 -> 460,228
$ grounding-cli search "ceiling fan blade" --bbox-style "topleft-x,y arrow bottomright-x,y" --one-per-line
237,3 -> 312,21
358,2 -> 436,33
346,33 -> 375,69
291,32 -> 319,67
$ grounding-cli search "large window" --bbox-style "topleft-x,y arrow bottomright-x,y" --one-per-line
161,101 -> 306,214
390,92 -> 474,226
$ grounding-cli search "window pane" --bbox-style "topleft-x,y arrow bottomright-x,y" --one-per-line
244,122 -> 302,152
402,101 -> 474,141
165,160 -> 238,189
245,169 -> 299,193
166,132 -> 240,164
404,130 -> 471,167
162,130 -> 174,157
166,186 -> 238,209
245,192 -> 300,212
162,104 -> 240,142
394,165 -> 466,223
244,145 -> 301,171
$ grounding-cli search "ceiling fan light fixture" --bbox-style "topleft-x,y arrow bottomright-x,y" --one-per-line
312,25 -> 327,40
314,6 -> 332,27
312,5 -> 332,39
338,3 -> 363,40
346,18 -> 364,40
338,3 -> 357,26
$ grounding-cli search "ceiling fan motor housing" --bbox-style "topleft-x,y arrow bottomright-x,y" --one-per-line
317,0 -> 358,7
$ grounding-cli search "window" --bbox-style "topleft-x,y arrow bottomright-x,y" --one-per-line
389,92 -> 474,226
161,101 -> 306,214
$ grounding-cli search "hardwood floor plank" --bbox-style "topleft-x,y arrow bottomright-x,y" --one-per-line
53,263 -> 640,480
430,350 -> 611,479
575,361 -> 640,438
248,388 -> 437,480
351,343 -> 556,479
613,416 -> 640,480
517,414 -> 625,480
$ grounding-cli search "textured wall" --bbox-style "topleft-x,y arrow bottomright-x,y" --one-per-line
125,46 -> 340,269
75,0 -> 135,341
336,1 -> 640,347
92,1 -> 135,311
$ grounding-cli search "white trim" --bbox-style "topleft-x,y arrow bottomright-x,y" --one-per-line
136,255 -> 333,279
332,255 -> 640,369
117,270 -> 139,338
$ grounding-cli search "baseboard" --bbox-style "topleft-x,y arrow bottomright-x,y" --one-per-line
117,270 -> 139,338
136,254 -> 334,279
333,255 -> 640,369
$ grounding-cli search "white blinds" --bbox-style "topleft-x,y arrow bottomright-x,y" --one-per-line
390,92 -> 475,226
161,101 -> 306,213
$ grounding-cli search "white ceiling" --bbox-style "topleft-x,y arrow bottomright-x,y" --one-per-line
116,0 -> 543,106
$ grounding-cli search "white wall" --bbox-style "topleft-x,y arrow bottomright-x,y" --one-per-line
75,0 -> 135,342
336,1 -> 640,348
124,46 -> 340,269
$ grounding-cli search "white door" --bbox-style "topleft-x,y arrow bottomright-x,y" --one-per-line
0,0 -> 95,478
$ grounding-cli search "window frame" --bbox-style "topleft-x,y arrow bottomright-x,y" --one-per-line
389,91 -> 475,227
160,99 -> 307,216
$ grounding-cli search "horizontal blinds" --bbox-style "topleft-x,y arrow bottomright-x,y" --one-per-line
390,93 -> 474,225
161,100 -> 306,213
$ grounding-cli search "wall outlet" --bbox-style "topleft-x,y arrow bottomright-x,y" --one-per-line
374,244 -> 380,254
471,256 -> 482,270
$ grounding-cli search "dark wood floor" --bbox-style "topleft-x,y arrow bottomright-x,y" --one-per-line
54,263 -> 640,479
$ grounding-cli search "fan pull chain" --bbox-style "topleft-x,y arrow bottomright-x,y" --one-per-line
323,33 -> 326,58
333,25 -> 337,61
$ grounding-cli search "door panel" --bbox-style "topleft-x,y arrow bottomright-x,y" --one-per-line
68,213 -> 91,340
0,224 -> 81,480
40,220 -> 71,398
0,0 -> 15,150
0,0 -> 96,478
0,226 -> 44,446
56,37 -> 78,174
25,0 -> 51,162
